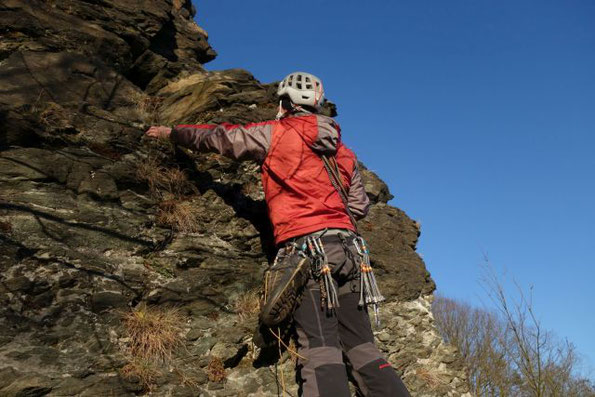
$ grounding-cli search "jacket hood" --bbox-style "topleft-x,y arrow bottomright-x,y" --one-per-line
289,113 -> 341,156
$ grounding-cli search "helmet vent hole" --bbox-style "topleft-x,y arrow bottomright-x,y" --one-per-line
297,75 -> 302,81
297,83 -> 302,89
306,84 -> 312,89
302,95 -> 309,99
305,77 -> 311,82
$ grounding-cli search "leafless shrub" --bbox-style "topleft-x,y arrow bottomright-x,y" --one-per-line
433,263 -> 595,397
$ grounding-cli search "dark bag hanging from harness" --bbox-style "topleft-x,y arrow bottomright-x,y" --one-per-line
259,243 -> 311,327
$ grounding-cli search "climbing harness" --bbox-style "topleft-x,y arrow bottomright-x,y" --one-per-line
302,232 -> 384,325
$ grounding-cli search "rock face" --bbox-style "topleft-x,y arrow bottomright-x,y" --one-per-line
0,1 -> 470,396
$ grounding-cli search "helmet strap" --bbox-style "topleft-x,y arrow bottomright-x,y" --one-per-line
276,98 -> 315,120
276,100 -> 287,120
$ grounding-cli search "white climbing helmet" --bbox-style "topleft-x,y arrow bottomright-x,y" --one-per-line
277,72 -> 325,108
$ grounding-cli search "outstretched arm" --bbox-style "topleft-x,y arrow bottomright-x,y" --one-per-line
347,164 -> 370,220
145,121 -> 275,163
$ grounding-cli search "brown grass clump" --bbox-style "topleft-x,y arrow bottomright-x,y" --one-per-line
38,101 -> 69,128
136,157 -> 196,198
120,357 -> 161,391
133,92 -> 164,125
122,305 -> 185,362
136,157 -> 201,233
207,356 -> 226,383
157,199 -> 200,233
233,289 -> 261,323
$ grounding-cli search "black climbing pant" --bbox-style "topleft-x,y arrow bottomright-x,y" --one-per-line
292,234 -> 411,397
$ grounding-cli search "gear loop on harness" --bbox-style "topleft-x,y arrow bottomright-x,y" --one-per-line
303,234 -> 340,313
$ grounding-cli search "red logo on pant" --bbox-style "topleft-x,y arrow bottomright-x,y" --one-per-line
379,363 -> 391,369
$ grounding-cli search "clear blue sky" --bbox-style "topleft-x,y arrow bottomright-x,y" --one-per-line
195,0 -> 595,372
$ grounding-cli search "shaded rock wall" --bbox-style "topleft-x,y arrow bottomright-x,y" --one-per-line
0,1 -> 470,396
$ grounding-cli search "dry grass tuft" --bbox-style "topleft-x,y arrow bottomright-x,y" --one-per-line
38,101 -> 69,128
136,157 -> 196,198
157,199 -> 200,233
133,92 -> 164,125
120,357 -> 161,391
207,356 -> 226,383
415,367 -> 449,390
136,157 -> 201,233
119,306 -> 187,391
122,305 -> 185,362
233,289 -> 261,323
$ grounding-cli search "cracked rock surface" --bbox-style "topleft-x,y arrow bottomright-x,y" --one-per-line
0,1 -> 470,395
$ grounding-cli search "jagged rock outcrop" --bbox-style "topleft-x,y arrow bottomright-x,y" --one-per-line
0,1 -> 470,396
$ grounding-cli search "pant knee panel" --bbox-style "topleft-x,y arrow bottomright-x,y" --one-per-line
314,364 -> 351,397
346,342 -> 385,370
356,358 -> 411,397
297,346 -> 348,397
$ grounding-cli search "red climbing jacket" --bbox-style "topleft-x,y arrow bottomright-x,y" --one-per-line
170,113 -> 370,244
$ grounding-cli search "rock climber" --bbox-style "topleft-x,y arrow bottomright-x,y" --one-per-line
145,71 -> 411,396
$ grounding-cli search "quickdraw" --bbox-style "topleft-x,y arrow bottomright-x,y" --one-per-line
353,236 -> 385,327
304,236 -> 339,312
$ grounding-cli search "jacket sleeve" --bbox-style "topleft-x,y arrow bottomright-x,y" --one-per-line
347,164 -> 370,220
170,121 -> 274,163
